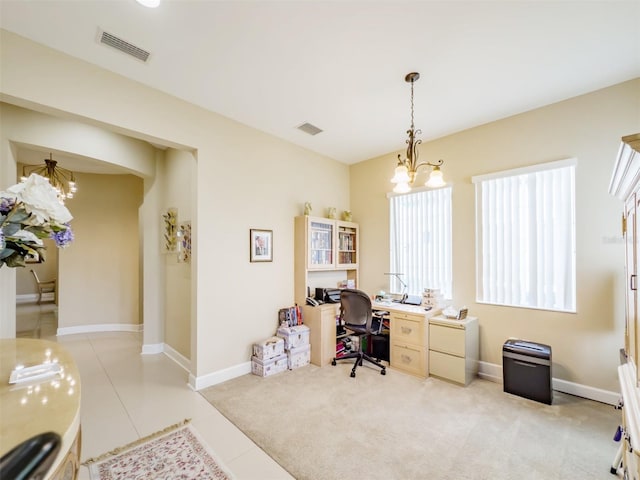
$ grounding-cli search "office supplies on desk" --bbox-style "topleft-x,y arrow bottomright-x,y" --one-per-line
306,297 -> 321,307
402,294 -> 422,306
315,287 -> 341,303
442,306 -> 468,320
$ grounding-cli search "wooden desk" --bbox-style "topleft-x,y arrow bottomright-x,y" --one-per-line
0,339 -> 81,479
302,303 -> 340,366
373,301 -> 441,378
303,301 -> 440,375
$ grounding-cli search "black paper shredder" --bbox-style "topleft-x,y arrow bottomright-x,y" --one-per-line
502,339 -> 552,405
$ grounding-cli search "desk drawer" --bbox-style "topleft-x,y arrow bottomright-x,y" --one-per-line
429,324 -> 465,357
391,342 -> 426,377
391,315 -> 426,347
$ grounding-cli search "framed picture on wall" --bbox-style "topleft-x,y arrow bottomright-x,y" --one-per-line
250,229 -> 273,262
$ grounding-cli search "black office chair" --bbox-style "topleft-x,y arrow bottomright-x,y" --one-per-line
0,431 -> 61,480
331,289 -> 387,377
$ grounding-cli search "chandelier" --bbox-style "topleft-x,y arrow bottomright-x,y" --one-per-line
22,153 -> 77,204
390,72 -> 445,194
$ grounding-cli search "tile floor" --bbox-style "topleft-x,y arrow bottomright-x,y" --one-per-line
15,303 -> 294,480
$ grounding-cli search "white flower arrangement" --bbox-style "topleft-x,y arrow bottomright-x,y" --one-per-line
0,173 -> 74,268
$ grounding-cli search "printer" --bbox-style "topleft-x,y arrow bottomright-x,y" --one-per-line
315,288 -> 342,303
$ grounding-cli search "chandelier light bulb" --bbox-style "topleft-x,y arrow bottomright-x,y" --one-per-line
393,182 -> 411,194
22,153 -> 78,204
391,164 -> 410,184
426,166 -> 445,188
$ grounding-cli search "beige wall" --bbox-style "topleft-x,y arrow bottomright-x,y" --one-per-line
0,30 -> 349,383
351,78 -> 640,392
163,148 -> 195,359
59,172 -> 143,328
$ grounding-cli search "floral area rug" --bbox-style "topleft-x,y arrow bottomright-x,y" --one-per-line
83,419 -> 233,480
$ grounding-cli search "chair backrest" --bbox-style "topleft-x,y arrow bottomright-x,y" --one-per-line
340,289 -> 372,330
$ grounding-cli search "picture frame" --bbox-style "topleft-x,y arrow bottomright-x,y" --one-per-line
250,229 -> 273,262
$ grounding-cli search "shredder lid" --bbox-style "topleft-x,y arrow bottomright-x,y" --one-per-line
503,339 -> 551,359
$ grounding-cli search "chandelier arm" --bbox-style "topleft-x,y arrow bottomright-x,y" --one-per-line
414,158 -> 444,171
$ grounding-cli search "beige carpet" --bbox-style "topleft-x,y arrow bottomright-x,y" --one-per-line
201,363 -> 622,480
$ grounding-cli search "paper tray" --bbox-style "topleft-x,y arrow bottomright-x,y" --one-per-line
9,363 -> 62,384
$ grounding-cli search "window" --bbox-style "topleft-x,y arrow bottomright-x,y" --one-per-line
389,187 -> 452,298
472,159 -> 576,312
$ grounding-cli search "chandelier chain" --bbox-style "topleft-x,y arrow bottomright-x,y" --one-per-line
410,77 -> 415,130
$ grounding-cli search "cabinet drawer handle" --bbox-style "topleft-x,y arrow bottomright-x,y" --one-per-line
631,274 -> 637,291
401,354 -> 413,364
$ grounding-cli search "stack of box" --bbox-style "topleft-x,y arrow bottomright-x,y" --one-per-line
251,336 -> 287,377
276,324 -> 311,369
423,288 -> 444,308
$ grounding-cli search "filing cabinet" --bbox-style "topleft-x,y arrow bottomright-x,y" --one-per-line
428,316 -> 479,386
390,311 -> 427,378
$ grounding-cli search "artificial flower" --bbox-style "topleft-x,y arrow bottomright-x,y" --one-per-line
1,173 -> 74,268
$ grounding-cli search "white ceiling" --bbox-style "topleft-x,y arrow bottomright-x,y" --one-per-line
1,0 -> 639,167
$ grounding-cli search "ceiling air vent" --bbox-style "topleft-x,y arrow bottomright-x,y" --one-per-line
98,29 -> 151,63
297,122 -> 323,136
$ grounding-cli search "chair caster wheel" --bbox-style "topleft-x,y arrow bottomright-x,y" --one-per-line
350,371 -> 356,378
331,359 -> 336,366
381,369 -> 386,375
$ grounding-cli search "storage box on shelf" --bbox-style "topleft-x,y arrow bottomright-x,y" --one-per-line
422,288 -> 443,308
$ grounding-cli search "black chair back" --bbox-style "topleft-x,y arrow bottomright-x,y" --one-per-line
340,289 -> 372,331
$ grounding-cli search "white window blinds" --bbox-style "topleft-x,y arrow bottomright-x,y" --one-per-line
472,159 -> 576,312
389,187 -> 452,298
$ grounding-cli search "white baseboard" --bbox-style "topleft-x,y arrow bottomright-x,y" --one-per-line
552,378 -> 620,406
188,361 -> 252,391
162,343 -> 191,373
478,361 -> 620,405
141,343 -> 164,355
478,361 -> 503,383
16,293 -> 54,304
57,323 -> 143,336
